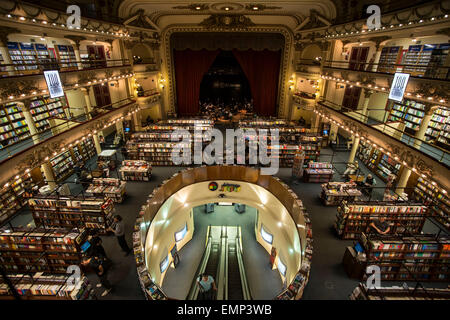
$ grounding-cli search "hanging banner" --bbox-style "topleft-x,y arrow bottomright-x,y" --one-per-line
44,70 -> 64,98
388,72 -> 410,102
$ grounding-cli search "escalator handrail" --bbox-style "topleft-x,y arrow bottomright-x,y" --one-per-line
187,227 -> 213,300
216,226 -> 228,300
236,229 -> 252,300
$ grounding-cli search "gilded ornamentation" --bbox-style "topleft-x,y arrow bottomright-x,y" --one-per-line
199,15 -> 255,29
385,143 -> 434,177
244,4 -> 282,11
172,4 -> 209,11
0,80 -> 38,99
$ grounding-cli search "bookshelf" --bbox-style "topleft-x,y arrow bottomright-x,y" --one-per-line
388,99 -> 427,132
414,177 -> 450,230
350,283 -> 450,300
334,202 -> 427,240
29,96 -> 67,132
267,144 -> 299,167
303,162 -> 333,183
377,46 -> 402,73
402,44 -> 435,77
359,232 -> 450,282
30,197 -> 115,231
424,43 -> 450,79
320,182 -> 362,206
134,216 -> 168,300
119,160 -> 152,181
301,136 -> 322,163
292,149 -> 305,178
85,178 -> 126,203
50,150 -> 74,182
0,172 -> 36,224
425,107 -> 449,143
376,154 -> 402,182
0,228 -> 87,274
7,42 -> 40,73
356,139 -> 373,167
78,138 -> 97,161
0,273 -> 95,300
55,45 -> 78,70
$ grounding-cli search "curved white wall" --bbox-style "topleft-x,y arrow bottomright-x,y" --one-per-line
145,180 -> 303,291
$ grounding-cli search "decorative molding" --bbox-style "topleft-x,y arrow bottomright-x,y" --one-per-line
244,4 -> 282,11
199,14 -> 255,29
63,35 -> 86,50
368,36 -> 391,50
0,80 -> 38,99
0,26 -> 21,46
172,4 -> 209,11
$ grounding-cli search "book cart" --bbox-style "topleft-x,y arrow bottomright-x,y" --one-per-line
303,162 -> 333,183
29,197 -> 115,232
320,182 -> 362,206
357,232 -> 450,282
350,283 -> 450,300
0,227 -> 88,274
119,160 -> 152,181
85,178 -> 126,203
334,201 -> 427,240
0,272 -> 95,300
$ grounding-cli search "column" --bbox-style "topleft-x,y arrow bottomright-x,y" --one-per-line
413,107 -> 435,150
371,47 -> 383,72
359,89 -> 372,123
0,30 -> 15,76
73,42 -> 83,70
115,119 -> 124,136
93,133 -> 102,154
348,136 -> 360,163
41,162 -> 57,190
329,122 -> 338,143
20,101 -> 40,144
81,87 -> 93,119
132,111 -> 140,131
395,167 -> 411,195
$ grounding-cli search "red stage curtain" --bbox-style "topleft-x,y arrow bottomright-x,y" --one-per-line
173,49 -> 219,116
232,49 -> 281,116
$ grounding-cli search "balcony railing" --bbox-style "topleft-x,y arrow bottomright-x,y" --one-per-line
319,99 -> 450,167
322,60 -> 450,81
0,58 -> 132,78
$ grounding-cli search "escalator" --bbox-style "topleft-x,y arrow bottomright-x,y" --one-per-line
187,226 -> 252,300
227,238 -> 244,300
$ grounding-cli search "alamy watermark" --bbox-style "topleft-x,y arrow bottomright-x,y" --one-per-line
171,128 -> 280,175
66,5 -> 81,29
366,5 -> 381,29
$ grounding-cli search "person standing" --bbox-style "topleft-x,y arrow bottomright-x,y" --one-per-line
363,174 -> 376,196
197,273 -> 217,300
108,215 -> 131,256
81,255 -> 112,297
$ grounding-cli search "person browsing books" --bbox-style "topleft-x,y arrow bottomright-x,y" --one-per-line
370,216 -> 391,235
82,255 -> 112,297
197,273 -> 217,300
107,215 -> 132,256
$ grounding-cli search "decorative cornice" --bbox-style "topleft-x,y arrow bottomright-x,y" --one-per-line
172,4 -> 209,11
199,14 -> 255,30
0,80 -> 39,100
0,26 -> 21,46
244,4 -> 282,11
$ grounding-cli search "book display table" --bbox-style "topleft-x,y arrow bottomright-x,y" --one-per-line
86,178 -> 126,203
320,182 -> 362,206
119,160 -> 152,181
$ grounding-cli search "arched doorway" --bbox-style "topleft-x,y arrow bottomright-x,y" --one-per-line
199,51 -> 252,106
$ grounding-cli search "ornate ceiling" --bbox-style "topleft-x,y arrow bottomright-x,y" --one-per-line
118,1 -> 337,32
